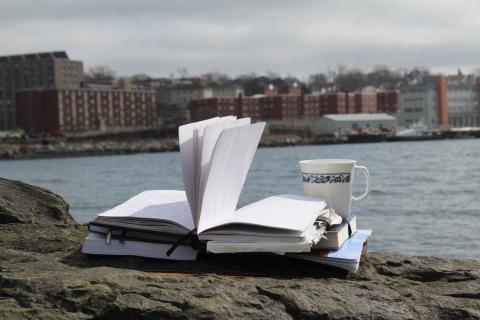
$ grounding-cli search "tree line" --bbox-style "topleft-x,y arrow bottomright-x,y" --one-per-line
84,64 -> 446,93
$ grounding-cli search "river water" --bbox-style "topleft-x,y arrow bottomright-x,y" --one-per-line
1,139 -> 479,259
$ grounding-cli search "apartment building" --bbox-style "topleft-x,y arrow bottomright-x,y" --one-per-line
303,93 -> 347,119
16,88 -> 156,134
158,83 -> 244,126
0,51 -> 83,130
399,75 -> 480,128
240,97 -> 262,122
350,87 -> 378,113
188,97 -> 240,122
261,95 -> 301,120
377,90 -> 399,114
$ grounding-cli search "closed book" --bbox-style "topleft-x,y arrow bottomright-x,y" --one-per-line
313,216 -> 357,250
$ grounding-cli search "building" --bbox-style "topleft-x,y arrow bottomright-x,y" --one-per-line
189,91 -> 302,123
159,85 -> 213,110
240,97 -> 262,122
302,93 -> 347,119
350,87 -> 378,113
158,83 -> 244,126
312,113 -> 397,135
0,51 -> 84,130
188,97 -> 240,122
399,75 -> 480,129
261,95 -> 301,120
16,88 -> 157,134
377,90 -> 399,114
446,82 -> 480,127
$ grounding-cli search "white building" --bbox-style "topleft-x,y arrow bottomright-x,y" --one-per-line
312,113 -> 397,135
399,76 -> 480,129
447,84 -> 480,127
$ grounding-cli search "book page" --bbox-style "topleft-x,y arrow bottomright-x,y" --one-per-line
196,117 -> 251,225
98,190 -> 194,230
179,117 -> 233,223
207,195 -> 327,234
82,232 -> 198,261
197,122 -> 265,233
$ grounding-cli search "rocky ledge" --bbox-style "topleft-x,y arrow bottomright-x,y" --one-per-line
0,139 -> 180,160
0,178 -> 479,319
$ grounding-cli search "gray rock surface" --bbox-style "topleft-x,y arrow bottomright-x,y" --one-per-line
0,179 -> 479,319
0,177 -> 75,224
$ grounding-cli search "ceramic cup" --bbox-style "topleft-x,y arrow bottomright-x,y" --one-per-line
299,159 -> 371,218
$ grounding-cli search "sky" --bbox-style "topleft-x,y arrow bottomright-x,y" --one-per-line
1,0 -> 480,79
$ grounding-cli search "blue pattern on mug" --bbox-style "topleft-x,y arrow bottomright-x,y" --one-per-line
302,173 -> 351,184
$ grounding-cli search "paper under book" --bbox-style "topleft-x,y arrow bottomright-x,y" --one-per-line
83,116 -> 345,261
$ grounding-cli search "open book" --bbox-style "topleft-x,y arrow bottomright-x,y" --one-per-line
83,117 -> 333,259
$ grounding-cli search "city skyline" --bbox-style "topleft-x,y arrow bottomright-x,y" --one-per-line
1,0 -> 480,79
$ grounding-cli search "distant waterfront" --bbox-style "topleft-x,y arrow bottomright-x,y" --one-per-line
1,139 -> 479,259
1,129 -> 479,160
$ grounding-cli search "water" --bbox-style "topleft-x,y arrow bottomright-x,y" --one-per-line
1,139 -> 479,259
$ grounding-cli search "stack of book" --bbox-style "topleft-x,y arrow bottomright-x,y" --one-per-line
82,116 -> 371,272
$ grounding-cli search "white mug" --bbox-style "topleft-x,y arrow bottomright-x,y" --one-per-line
299,159 -> 371,218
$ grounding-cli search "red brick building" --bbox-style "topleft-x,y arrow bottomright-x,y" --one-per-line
16,88 -> 157,134
240,97 -> 262,122
189,98 -> 240,121
351,92 -> 378,113
189,94 -> 303,122
261,95 -> 301,119
303,93 -> 347,119
377,90 -> 399,114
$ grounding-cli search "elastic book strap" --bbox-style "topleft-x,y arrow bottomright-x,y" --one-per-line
166,229 -> 205,257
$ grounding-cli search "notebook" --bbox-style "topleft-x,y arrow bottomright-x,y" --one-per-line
313,215 -> 357,250
83,117 -> 330,258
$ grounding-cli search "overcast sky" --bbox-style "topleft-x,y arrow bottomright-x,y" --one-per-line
1,0 -> 479,79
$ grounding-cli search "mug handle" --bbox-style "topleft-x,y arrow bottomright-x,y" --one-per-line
351,165 -> 371,203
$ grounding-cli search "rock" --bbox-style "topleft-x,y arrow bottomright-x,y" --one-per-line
0,138 -> 180,159
0,178 -> 75,225
0,183 -> 478,319
0,222 -> 479,319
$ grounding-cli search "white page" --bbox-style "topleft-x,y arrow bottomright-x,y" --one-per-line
196,117 -> 251,225
207,195 -> 327,234
98,190 -> 194,230
179,117 -> 233,222
197,122 -> 266,233
192,116 -> 238,223
206,240 -> 312,254
82,232 -> 198,261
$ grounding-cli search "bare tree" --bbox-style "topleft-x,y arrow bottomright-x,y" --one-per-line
266,70 -> 281,79
177,68 -> 189,78
309,73 -> 329,91
335,69 -> 367,92
367,65 -> 400,89
85,65 -> 116,84
201,71 -> 231,84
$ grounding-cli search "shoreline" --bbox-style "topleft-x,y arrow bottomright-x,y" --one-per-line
1,134 -> 476,160
0,135 -> 327,160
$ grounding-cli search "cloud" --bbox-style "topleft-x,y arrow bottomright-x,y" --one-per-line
1,0 -> 479,78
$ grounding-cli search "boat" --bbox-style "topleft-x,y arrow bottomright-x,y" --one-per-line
386,126 -> 444,142
347,133 -> 387,143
